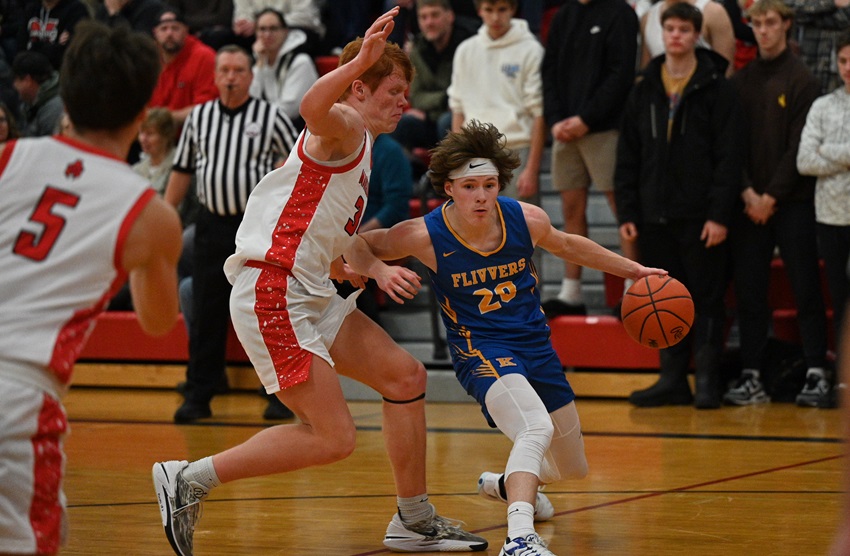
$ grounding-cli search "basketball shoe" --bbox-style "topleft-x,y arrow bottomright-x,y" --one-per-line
796,369 -> 831,407
383,504 -> 488,552
477,472 -> 555,521
153,460 -> 208,556
500,533 -> 556,556
723,370 -> 770,405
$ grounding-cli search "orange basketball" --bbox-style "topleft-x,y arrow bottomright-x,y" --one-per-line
620,275 -> 694,349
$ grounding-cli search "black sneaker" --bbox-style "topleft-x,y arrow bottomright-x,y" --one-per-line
174,400 -> 212,423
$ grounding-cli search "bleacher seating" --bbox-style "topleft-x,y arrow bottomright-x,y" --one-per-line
79,312 -> 247,363
314,55 -> 339,76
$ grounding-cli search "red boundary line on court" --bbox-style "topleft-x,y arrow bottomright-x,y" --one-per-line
353,453 -> 843,555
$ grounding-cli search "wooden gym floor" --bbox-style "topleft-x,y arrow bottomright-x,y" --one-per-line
61,387 -> 843,555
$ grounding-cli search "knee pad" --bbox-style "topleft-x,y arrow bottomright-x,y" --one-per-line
485,374 -> 554,479
539,402 -> 588,483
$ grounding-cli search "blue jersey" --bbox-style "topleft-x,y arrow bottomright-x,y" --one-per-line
425,197 -> 550,351
425,197 -> 574,423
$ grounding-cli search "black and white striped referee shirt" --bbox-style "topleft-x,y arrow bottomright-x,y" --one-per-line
173,97 -> 298,216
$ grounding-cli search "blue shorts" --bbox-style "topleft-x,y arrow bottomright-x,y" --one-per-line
451,341 -> 575,427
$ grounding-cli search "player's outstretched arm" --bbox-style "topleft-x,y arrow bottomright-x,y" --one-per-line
524,202 -> 666,281
122,196 -> 182,336
299,7 -> 398,141
343,231 -> 422,305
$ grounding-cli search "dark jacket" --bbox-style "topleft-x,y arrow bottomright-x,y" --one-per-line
731,47 -> 820,204
18,0 -> 90,70
95,0 -> 164,35
615,49 -> 743,228
407,20 -> 475,123
166,0 -> 233,34
542,0 -> 638,132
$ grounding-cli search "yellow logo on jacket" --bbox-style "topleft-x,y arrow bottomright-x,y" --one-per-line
778,93 -> 786,108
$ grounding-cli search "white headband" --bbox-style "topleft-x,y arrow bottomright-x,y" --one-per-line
448,158 -> 498,180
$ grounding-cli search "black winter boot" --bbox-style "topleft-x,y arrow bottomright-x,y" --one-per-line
694,345 -> 722,409
629,348 -> 693,407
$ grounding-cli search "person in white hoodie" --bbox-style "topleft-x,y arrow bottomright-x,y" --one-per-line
797,30 -> 850,408
447,0 -> 545,205
250,7 -> 319,129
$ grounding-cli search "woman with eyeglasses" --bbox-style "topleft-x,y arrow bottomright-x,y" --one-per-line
250,7 -> 318,129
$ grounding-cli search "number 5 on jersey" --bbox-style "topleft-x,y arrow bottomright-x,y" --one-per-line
14,186 -> 80,262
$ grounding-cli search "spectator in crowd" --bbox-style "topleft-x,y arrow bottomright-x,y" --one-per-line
148,6 -> 218,126
251,7 -> 318,128
95,0 -> 165,34
721,0 -> 757,70
640,0 -> 736,75
0,21 -> 181,556
11,50 -> 63,136
724,0 -> 830,407
541,0 -> 639,316
232,0 -> 325,56
359,134 -> 414,235
0,100 -> 20,144
391,0 -> 475,162
105,107 -> 189,312
133,107 -> 176,197
18,0 -> 90,70
163,45 -> 297,423
359,120 -> 666,556
320,0 -> 376,53
165,0 -> 237,51
0,0 -> 26,63
616,2 -> 743,409
796,29 -> 850,405
112,107 -> 187,312
385,0 -> 417,46
152,11 -> 488,555
448,0 -> 545,204
632,0 -> 652,19
784,0 -> 850,94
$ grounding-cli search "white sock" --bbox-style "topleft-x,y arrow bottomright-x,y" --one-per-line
397,495 -> 432,524
557,278 -> 583,305
506,501 -> 535,540
182,456 -> 221,497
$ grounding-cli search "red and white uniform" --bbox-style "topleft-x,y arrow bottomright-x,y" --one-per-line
0,136 -> 154,555
225,129 -> 371,393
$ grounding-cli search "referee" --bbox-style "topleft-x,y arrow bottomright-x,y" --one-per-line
164,44 -> 297,423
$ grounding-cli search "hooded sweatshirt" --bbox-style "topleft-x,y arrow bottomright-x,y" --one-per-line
20,72 -> 63,137
447,18 -> 544,149
250,28 -> 318,123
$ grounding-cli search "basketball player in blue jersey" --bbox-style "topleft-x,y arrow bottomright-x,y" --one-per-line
353,120 -> 667,556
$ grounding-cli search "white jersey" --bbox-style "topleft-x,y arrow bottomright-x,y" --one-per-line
644,0 -> 712,58
225,128 -> 372,297
0,136 -> 154,396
